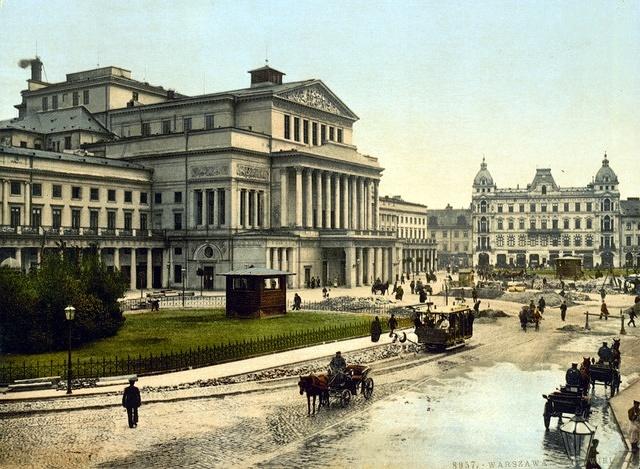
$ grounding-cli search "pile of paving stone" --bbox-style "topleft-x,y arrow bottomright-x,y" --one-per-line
474,308 -> 509,323
55,378 -> 97,391
316,295 -> 395,311
499,290 -> 590,308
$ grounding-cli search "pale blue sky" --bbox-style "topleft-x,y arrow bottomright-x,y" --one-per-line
0,0 -> 638,208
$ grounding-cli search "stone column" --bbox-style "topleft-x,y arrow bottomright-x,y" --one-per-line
280,168 -> 288,227
146,248 -> 153,289
305,169 -> 313,228
252,190 -> 259,228
163,248 -> 170,288
14,247 -> 22,271
366,180 -> 373,230
2,179 -> 8,225
350,176 -> 358,230
288,248 -> 297,287
315,170 -> 323,228
225,188 -> 232,228
295,168 -> 303,227
282,247 -> 289,273
374,247 -> 382,281
345,246 -> 356,288
381,247 -> 388,282
324,172 -> 332,229
211,190 -> 218,227
341,175 -> 349,230
355,247 -> 362,286
130,248 -> 137,291
242,189 -> 249,228
271,248 -> 278,271
24,182 -> 31,227
114,247 -> 121,270
358,177 -> 365,230
334,174 -> 342,229
367,247 -> 374,285
373,180 -> 380,231
200,190 -> 206,227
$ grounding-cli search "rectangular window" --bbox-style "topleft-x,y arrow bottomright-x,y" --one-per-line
586,202 -> 592,212
124,212 -> 132,230
107,211 -> 116,229
293,117 -> 300,141
83,90 -> 90,105
627,236 -> 632,246
329,127 -> 335,141
124,191 -> 132,203
519,219 -> 525,229
52,95 -> 58,110
32,183 -> 42,197
108,189 -> 116,202
530,203 -> 536,213
205,114 -> 214,130
174,265 -> 183,283
90,187 -> 99,201
140,192 -> 148,204
303,120 -> 309,144
284,115 -> 290,139
174,191 -> 182,203
140,213 -> 148,231
10,207 -> 20,227
508,205 -> 514,213
552,219 -> 558,229
174,247 -> 182,256
508,220 -> 514,230
218,190 -> 226,225
42,97 -> 48,111
64,136 -> 72,149
312,122 -> 318,145
497,205 -> 503,213
71,209 -> 81,229
563,219 -> 569,229
72,92 -> 79,106
162,120 -> 171,134
31,207 -> 41,228
10,181 -> 21,196
337,128 -> 343,143
154,192 -> 162,204
321,124 -> 326,143
90,210 -> 99,229
575,202 -> 581,212
552,204 -> 558,212
183,117 -> 192,132
141,123 -> 151,137
541,220 -> 547,229
132,91 -> 139,101
519,204 -> 524,212
530,220 -> 536,229
174,212 -> 183,230
575,219 -> 581,229
587,219 -> 592,229
52,208 -> 62,228
71,186 -> 82,199
541,204 -> 547,213
564,203 -> 569,212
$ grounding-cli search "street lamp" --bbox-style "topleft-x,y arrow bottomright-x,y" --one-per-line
559,415 -> 596,467
181,267 -> 186,308
64,305 -> 76,395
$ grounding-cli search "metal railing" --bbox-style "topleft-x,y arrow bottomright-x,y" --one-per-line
0,224 -> 165,239
119,294 -> 226,311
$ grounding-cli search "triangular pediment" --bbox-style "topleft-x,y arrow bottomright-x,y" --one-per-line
276,81 -> 358,120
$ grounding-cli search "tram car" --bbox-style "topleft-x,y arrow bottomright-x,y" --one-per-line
408,301 -> 474,352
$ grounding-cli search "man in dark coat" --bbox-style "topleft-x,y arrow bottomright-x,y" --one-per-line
388,314 -> 398,336
560,301 -> 567,321
122,378 -> 141,428
370,317 -> 382,342
565,363 -> 581,387
410,280 -> 415,294
538,297 -> 546,314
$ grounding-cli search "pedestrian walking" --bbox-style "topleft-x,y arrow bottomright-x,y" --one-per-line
292,293 -> 302,310
538,296 -> 546,314
322,287 -> 328,298
628,297 -> 639,327
600,287 -> 606,301
419,288 -> 428,303
395,285 -> 404,301
473,299 -> 481,315
410,280 -> 415,295
599,300 -> 609,320
401,274 -> 405,285
629,400 -> 640,452
122,378 -> 141,429
388,313 -> 398,337
519,307 -> 528,332
585,439 -> 602,469
560,301 -> 567,321
471,287 -> 478,304
370,316 -> 382,342
533,307 -> 543,331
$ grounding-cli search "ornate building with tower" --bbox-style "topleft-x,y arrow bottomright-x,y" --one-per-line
471,156 -> 622,269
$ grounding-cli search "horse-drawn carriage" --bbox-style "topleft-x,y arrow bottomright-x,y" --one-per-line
542,385 -> 591,429
409,302 -> 474,352
589,363 -> 621,397
298,365 -> 374,415
371,280 -> 389,295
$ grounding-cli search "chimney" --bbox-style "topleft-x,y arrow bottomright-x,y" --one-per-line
31,57 -> 43,82
248,65 -> 285,88
167,89 -> 175,99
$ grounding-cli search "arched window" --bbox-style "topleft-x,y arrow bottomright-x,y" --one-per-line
541,185 -> 547,195
603,215 -> 611,231
480,200 -> 487,213
603,198 -> 611,211
481,178 -> 486,185
480,217 -> 488,233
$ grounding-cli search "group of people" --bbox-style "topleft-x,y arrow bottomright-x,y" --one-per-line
518,297 -> 547,332
370,314 -> 398,342
307,277 -> 323,289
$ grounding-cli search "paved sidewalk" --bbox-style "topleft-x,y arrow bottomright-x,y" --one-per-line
0,327 -> 411,402
610,378 -> 640,465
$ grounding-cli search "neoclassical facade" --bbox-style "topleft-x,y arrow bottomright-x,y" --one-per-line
0,61 -> 413,290
427,205 -> 472,269
379,195 -> 437,275
471,156 -> 621,268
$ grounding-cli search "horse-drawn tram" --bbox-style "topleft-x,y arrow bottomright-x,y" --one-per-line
408,302 -> 474,352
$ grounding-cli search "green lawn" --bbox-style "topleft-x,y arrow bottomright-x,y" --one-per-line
0,309 -> 373,366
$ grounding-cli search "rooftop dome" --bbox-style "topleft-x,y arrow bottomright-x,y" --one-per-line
473,157 -> 494,187
594,153 -> 618,184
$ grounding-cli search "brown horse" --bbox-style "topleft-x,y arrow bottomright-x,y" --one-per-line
298,374 -> 329,416
612,338 -> 621,368
579,357 -> 591,395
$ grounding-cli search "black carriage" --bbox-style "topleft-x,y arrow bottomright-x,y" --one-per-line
542,385 -> 591,429
590,363 -> 621,397
410,302 -> 474,352
327,365 -> 374,407
371,280 -> 389,295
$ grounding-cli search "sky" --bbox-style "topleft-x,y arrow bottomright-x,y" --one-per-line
0,0 -> 638,209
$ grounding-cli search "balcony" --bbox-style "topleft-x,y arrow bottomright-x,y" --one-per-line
598,243 -> 616,252
0,225 -> 165,240
475,245 -> 492,252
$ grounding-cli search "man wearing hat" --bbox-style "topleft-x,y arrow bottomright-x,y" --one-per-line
585,438 -> 601,469
122,377 -> 142,428
328,351 -> 347,387
597,342 -> 612,364
565,363 -> 581,388
629,400 -> 640,452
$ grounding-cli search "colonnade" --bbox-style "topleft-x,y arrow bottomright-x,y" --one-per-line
400,247 -> 438,276
266,246 -> 297,287
280,167 -> 379,231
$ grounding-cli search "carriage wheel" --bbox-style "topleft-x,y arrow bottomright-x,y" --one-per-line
340,389 -> 352,408
543,402 -> 552,430
362,378 -> 374,399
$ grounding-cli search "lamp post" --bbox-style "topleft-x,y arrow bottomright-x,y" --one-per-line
559,415 -> 596,467
64,305 -> 76,395
181,267 -> 186,308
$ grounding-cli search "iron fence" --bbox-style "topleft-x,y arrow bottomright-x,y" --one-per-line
119,295 -> 226,311
289,299 -> 408,317
0,320 -> 398,384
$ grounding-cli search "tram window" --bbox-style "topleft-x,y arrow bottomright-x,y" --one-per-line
232,278 -> 249,290
264,277 -> 281,290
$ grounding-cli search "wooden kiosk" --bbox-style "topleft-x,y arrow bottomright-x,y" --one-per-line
220,267 -> 294,318
556,256 -> 583,279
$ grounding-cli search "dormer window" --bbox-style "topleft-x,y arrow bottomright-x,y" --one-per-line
541,185 -> 547,195
481,178 -> 486,185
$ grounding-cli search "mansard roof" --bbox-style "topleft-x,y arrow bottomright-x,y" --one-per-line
621,199 -> 640,217
528,168 -> 558,191
0,106 -> 111,135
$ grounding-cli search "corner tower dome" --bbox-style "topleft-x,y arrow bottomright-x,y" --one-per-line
594,153 -> 618,184
473,157 -> 494,187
